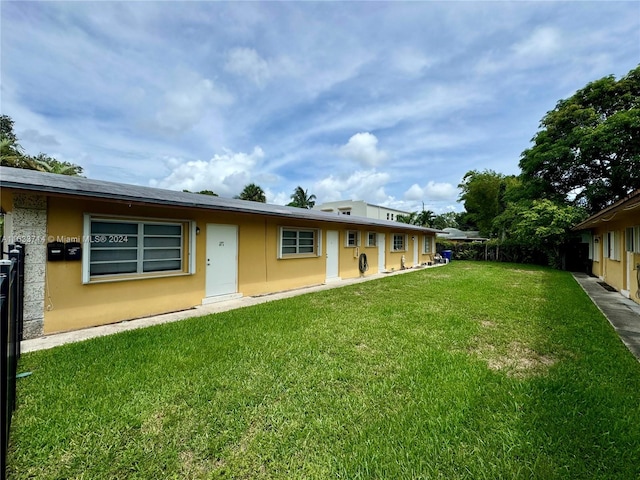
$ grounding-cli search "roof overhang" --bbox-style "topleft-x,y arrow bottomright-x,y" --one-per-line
0,167 -> 444,234
573,189 -> 640,231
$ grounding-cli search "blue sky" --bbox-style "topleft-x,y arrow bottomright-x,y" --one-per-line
2,1 -> 638,213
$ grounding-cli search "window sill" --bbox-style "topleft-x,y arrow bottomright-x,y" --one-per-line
85,270 -> 191,285
279,254 -> 320,260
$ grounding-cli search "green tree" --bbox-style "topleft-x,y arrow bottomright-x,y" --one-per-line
1,114 -> 18,143
183,189 -> 218,196
397,209 -> 435,227
0,115 -> 83,176
458,170 -> 517,238
396,212 -> 417,224
431,212 -> 461,230
519,65 -> 640,214
504,199 -> 587,268
287,186 -> 316,209
236,183 -> 266,203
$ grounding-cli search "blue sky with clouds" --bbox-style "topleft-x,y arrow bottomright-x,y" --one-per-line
2,1 -> 638,213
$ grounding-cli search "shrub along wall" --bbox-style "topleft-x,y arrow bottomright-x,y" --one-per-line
436,240 -> 551,268
436,239 -> 590,272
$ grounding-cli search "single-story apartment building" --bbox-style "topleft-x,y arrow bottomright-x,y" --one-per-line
0,166 -> 443,339
573,189 -> 640,305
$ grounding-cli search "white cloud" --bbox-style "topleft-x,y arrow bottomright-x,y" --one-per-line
224,47 -> 271,87
512,26 -> 561,59
314,169 -> 391,204
338,132 -> 389,167
403,181 -> 458,202
150,146 -> 265,197
391,47 -> 434,76
155,73 -> 233,134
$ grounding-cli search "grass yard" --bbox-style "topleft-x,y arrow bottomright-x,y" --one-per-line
8,262 -> 640,479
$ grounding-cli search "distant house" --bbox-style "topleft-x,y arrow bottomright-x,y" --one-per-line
573,189 -> 640,305
436,228 -> 488,243
313,200 -> 410,222
0,167 -> 442,338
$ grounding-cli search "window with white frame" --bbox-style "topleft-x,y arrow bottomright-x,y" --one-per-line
604,231 -> 621,261
84,216 -> 190,282
423,235 -> 433,254
345,230 -> 360,247
626,227 -> 635,252
279,227 -> 320,258
392,233 -> 407,252
366,232 -> 377,247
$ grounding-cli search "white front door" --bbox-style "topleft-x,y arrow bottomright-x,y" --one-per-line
413,236 -> 419,267
205,224 -> 238,298
326,230 -> 339,281
378,233 -> 386,273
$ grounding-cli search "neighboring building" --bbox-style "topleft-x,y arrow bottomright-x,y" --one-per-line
573,189 -> 640,305
436,228 -> 488,243
313,200 -> 410,222
0,167 -> 442,338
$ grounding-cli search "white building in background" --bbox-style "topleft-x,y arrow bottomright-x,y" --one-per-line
314,200 -> 410,221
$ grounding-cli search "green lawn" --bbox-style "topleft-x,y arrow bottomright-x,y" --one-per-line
8,262 -> 640,479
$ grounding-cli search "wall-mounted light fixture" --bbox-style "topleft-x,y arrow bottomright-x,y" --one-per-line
196,226 -> 201,235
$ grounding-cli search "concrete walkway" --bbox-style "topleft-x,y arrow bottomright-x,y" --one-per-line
572,272 -> 640,361
21,264 -> 447,353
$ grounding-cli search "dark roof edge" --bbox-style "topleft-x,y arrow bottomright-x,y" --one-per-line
0,167 -> 444,234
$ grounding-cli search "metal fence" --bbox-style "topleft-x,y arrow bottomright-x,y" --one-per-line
1,244 -> 24,480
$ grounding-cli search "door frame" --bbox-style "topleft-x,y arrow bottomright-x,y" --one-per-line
377,233 -> 386,273
326,230 -> 340,282
204,223 -> 240,303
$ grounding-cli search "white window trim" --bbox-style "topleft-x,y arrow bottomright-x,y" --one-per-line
392,233 -> 408,252
423,235 -> 434,254
278,226 -> 321,259
366,232 -> 377,247
604,231 -> 621,261
345,230 -> 361,247
83,214 -> 193,284
633,226 -> 640,254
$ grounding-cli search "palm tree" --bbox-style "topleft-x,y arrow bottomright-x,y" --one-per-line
236,183 -> 266,203
0,135 -> 25,168
287,186 -> 316,209
416,209 -> 436,227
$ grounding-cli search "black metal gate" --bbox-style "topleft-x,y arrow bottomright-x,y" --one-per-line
1,244 -> 24,480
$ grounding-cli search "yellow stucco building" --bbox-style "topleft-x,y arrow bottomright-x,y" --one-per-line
0,167 -> 442,338
574,189 -> 640,305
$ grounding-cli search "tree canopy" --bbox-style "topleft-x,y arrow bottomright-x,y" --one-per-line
287,186 -> 316,209
457,170 -> 519,238
0,115 -> 83,176
397,209 -> 435,227
519,66 -> 640,214
236,183 -> 266,203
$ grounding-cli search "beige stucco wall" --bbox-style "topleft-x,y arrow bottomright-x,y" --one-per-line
590,213 -> 640,305
4,189 -> 438,334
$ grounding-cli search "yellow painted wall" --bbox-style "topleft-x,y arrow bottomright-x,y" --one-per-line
590,214 -> 640,305
7,190 -> 439,333
44,196 -> 206,333
0,188 -> 13,211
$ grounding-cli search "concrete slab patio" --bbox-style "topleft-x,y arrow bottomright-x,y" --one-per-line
573,272 -> 640,362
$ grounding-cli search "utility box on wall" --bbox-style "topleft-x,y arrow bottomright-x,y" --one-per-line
47,241 -> 64,261
65,242 -> 82,261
